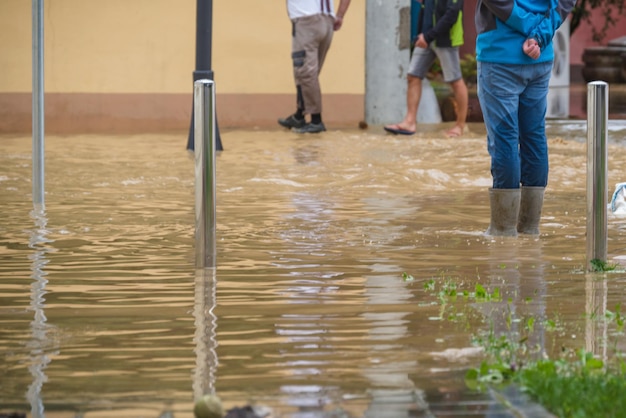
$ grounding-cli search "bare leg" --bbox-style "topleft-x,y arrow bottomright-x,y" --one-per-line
446,78 -> 468,137
384,75 -> 422,134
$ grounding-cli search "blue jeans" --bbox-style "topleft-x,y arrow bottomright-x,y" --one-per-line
477,61 -> 553,189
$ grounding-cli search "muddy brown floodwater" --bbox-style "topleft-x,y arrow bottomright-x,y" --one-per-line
1,120 -> 626,417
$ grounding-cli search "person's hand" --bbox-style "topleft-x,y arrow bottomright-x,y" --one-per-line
333,15 -> 344,31
415,33 -> 428,49
523,38 -> 540,60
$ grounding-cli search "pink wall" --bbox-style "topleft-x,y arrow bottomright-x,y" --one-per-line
569,9 -> 626,65
460,0 -> 478,59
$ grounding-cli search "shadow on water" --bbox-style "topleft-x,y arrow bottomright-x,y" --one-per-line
1,121 -> 626,417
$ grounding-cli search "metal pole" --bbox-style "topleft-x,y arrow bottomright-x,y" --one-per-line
187,0 -> 222,152
586,81 -> 608,271
194,80 -> 217,268
32,0 -> 45,210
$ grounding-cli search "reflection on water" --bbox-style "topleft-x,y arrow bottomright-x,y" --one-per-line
0,123 -> 626,417
27,208 -> 56,418
193,268 -> 218,400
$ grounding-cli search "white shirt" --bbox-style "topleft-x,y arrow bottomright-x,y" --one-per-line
287,0 -> 335,19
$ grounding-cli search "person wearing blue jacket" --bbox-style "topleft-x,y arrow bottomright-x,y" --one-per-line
475,0 -> 576,236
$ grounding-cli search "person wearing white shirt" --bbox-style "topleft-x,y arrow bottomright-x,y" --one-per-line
278,0 -> 351,134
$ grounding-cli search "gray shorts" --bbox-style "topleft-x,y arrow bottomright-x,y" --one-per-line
408,45 -> 462,82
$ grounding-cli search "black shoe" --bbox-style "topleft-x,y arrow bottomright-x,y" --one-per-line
293,122 -> 326,134
278,114 -> 306,129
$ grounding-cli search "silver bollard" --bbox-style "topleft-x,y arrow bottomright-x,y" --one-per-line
194,79 -> 217,268
586,81 -> 608,271
32,0 -> 45,210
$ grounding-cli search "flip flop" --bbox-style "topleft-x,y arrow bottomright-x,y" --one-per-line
384,125 -> 415,135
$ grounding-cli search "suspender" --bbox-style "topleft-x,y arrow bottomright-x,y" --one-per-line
320,0 -> 331,13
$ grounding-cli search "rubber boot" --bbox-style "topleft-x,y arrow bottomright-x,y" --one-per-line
486,188 -> 520,237
517,186 -> 545,235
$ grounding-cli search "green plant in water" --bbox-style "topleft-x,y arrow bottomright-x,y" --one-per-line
589,258 -> 619,272
605,304 -> 625,332
526,317 -> 535,334
414,271 -> 626,417
422,276 -> 500,303
466,307 -> 626,416
473,283 -> 501,302
420,276 -> 505,323
468,349 -> 626,418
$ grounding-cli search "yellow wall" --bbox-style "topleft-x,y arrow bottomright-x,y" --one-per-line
214,1 -> 365,95
0,1 -> 365,132
0,0 -> 365,95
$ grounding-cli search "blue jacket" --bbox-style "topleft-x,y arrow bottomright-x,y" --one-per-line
475,0 -> 576,64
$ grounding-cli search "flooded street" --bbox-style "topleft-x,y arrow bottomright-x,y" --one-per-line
2,121 -> 626,417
